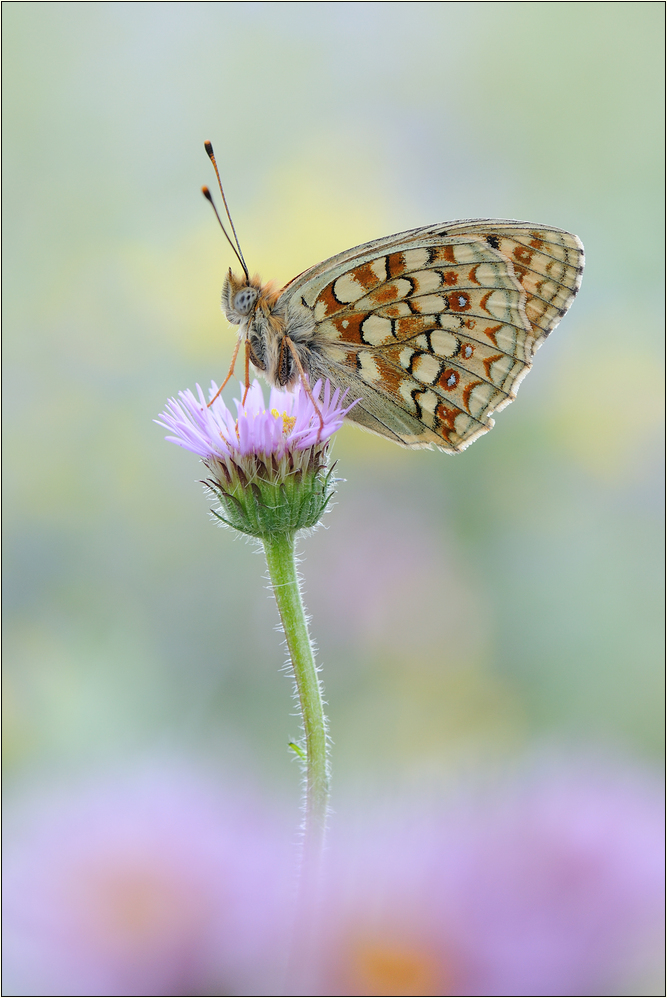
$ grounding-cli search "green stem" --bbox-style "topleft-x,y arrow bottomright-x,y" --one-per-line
262,531 -> 330,852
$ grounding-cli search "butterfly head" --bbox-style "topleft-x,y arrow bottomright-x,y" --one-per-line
222,269 -> 262,326
222,269 -> 282,323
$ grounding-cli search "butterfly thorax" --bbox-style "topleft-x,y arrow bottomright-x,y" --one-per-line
222,268 -> 317,389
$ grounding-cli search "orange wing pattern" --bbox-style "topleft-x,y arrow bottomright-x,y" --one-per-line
279,222 -> 583,452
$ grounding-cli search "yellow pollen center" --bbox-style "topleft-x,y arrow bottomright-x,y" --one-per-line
349,937 -> 446,996
271,408 -> 296,435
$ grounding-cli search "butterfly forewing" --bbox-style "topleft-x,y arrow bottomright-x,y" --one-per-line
276,220 -> 583,452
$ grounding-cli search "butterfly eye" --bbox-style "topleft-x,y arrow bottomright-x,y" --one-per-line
234,287 -> 259,315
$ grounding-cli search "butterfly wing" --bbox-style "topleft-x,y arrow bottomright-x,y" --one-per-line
278,221 -> 584,452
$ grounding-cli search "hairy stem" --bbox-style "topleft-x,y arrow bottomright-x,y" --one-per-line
262,531 -> 330,855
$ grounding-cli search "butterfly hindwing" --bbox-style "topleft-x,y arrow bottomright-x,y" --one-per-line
444,221 -> 584,345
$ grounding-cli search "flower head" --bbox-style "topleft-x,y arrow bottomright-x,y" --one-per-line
3,766 -> 292,997
318,759 -> 665,996
159,378 -> 352,462
157,379 -> 357,537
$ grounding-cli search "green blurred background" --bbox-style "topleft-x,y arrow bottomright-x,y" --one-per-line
3,2 -> 664,808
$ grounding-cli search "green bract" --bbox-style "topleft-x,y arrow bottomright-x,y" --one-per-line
204,449 -> 337,538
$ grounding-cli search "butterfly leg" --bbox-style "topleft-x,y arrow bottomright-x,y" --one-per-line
242,339 -> 251,406
207,332 -> 243,407
284,336 -> 324,439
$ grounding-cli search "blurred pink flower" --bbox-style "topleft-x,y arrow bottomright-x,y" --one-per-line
318,759 -> 665,996
3,765 -> 292,997
6,757 -> 661,996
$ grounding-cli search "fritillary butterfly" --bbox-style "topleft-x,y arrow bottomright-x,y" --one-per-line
204,146 -> 584,453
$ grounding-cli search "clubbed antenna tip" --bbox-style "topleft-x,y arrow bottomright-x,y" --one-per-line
202,141 -> 249,280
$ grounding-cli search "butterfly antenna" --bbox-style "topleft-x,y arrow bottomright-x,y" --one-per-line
201,186 -> 249,279
204,140 -> 249,280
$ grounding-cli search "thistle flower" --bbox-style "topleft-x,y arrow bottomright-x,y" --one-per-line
157,379 -> 355,537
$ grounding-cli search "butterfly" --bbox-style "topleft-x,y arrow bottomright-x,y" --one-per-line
203,143 -> 584,453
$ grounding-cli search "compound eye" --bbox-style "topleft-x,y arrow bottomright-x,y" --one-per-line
233,287 -> 258,315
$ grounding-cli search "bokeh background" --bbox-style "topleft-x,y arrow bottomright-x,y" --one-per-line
3,3 -> 664,996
